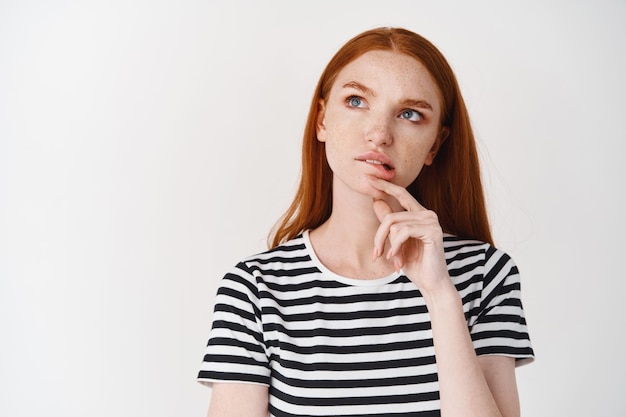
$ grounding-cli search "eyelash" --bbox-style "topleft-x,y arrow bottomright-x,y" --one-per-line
345,95 -> 424,122
399,109 -> 423,122
346,95 -> 366,108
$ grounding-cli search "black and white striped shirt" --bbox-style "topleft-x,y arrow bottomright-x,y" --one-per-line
198,231 -> 534,416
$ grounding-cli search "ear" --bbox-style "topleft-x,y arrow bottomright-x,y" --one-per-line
424,127 -> 449,166
316,99 -> 327,142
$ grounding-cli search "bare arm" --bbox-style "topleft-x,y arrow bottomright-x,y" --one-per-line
479,356 -> 520,417
423,285 -> 513,417
369,177 -> 521,417
206,382 -> 269,417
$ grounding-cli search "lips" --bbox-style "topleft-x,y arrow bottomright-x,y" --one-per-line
355,151 -> 396,180
363,159 -> 393,171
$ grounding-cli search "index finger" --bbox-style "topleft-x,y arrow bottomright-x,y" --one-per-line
368,177 -> 426,212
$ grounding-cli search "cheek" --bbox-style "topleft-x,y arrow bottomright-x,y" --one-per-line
400,141 -> 431,164
321,117 -> 352,163
323,137 -> 345,170
398,126 -> 439,158
394,142 -> 435,184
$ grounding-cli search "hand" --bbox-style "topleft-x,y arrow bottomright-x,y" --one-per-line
369,177 -> 450,294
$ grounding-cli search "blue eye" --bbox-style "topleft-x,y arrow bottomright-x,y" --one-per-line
347,96 -> 366,108
400,109 -> 422,122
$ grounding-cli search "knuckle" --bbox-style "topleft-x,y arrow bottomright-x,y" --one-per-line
426,210 -> 438,221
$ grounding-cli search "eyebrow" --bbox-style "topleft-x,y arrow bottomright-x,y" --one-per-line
342,81 -> 434,111
342,81 -> 375,97
401,99 -> 433,111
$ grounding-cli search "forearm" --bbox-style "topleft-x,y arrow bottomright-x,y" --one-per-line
423,282 -> 502,417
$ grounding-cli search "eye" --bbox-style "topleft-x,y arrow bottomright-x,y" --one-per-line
346,95 -> 366,108
399,109 -> 423,122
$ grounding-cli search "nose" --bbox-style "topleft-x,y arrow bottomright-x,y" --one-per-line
366,114 -> 393,146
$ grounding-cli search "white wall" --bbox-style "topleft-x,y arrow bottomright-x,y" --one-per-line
1,1 -> 624,416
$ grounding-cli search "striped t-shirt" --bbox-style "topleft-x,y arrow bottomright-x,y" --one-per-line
198,230 -> 534,416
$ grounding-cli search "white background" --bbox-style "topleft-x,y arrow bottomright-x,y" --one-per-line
1,1 -> 625,416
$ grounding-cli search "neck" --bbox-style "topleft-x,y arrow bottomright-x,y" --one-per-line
309,181 -> 396,278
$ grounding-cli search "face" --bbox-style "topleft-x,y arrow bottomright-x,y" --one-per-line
316,50 -> 447,201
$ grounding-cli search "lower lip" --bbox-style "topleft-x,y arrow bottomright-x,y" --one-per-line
362,161 -> 396,181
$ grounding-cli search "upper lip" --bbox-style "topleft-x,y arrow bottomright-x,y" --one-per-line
355,151 -> 395,170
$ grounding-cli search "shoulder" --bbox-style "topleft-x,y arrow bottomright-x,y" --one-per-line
443,234 -> 491,260
224,234 -> 316,284
443,234 -> 515,265
213,235 -> 313,309
443,234 -> 519,286
239,234 -> 310,270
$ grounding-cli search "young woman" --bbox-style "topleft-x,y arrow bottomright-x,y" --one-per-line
198,27 -> 534,417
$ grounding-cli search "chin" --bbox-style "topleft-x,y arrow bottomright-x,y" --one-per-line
365,185 -> 388,200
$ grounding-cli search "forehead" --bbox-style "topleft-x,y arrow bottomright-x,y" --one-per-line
331,50 -> 442,108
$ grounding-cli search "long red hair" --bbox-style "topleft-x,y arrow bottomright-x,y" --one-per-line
269,27 -> 493,248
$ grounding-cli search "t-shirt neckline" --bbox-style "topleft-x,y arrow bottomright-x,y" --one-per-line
302,229 -> 402,287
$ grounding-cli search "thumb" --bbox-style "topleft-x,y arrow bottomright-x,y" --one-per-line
372,199 -> 393,223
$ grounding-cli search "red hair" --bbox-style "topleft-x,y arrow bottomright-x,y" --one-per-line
269,27 -> 493,248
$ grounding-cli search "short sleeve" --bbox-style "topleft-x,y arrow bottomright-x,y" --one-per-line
469,246 -> 535,366
197,262 -> 270,386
